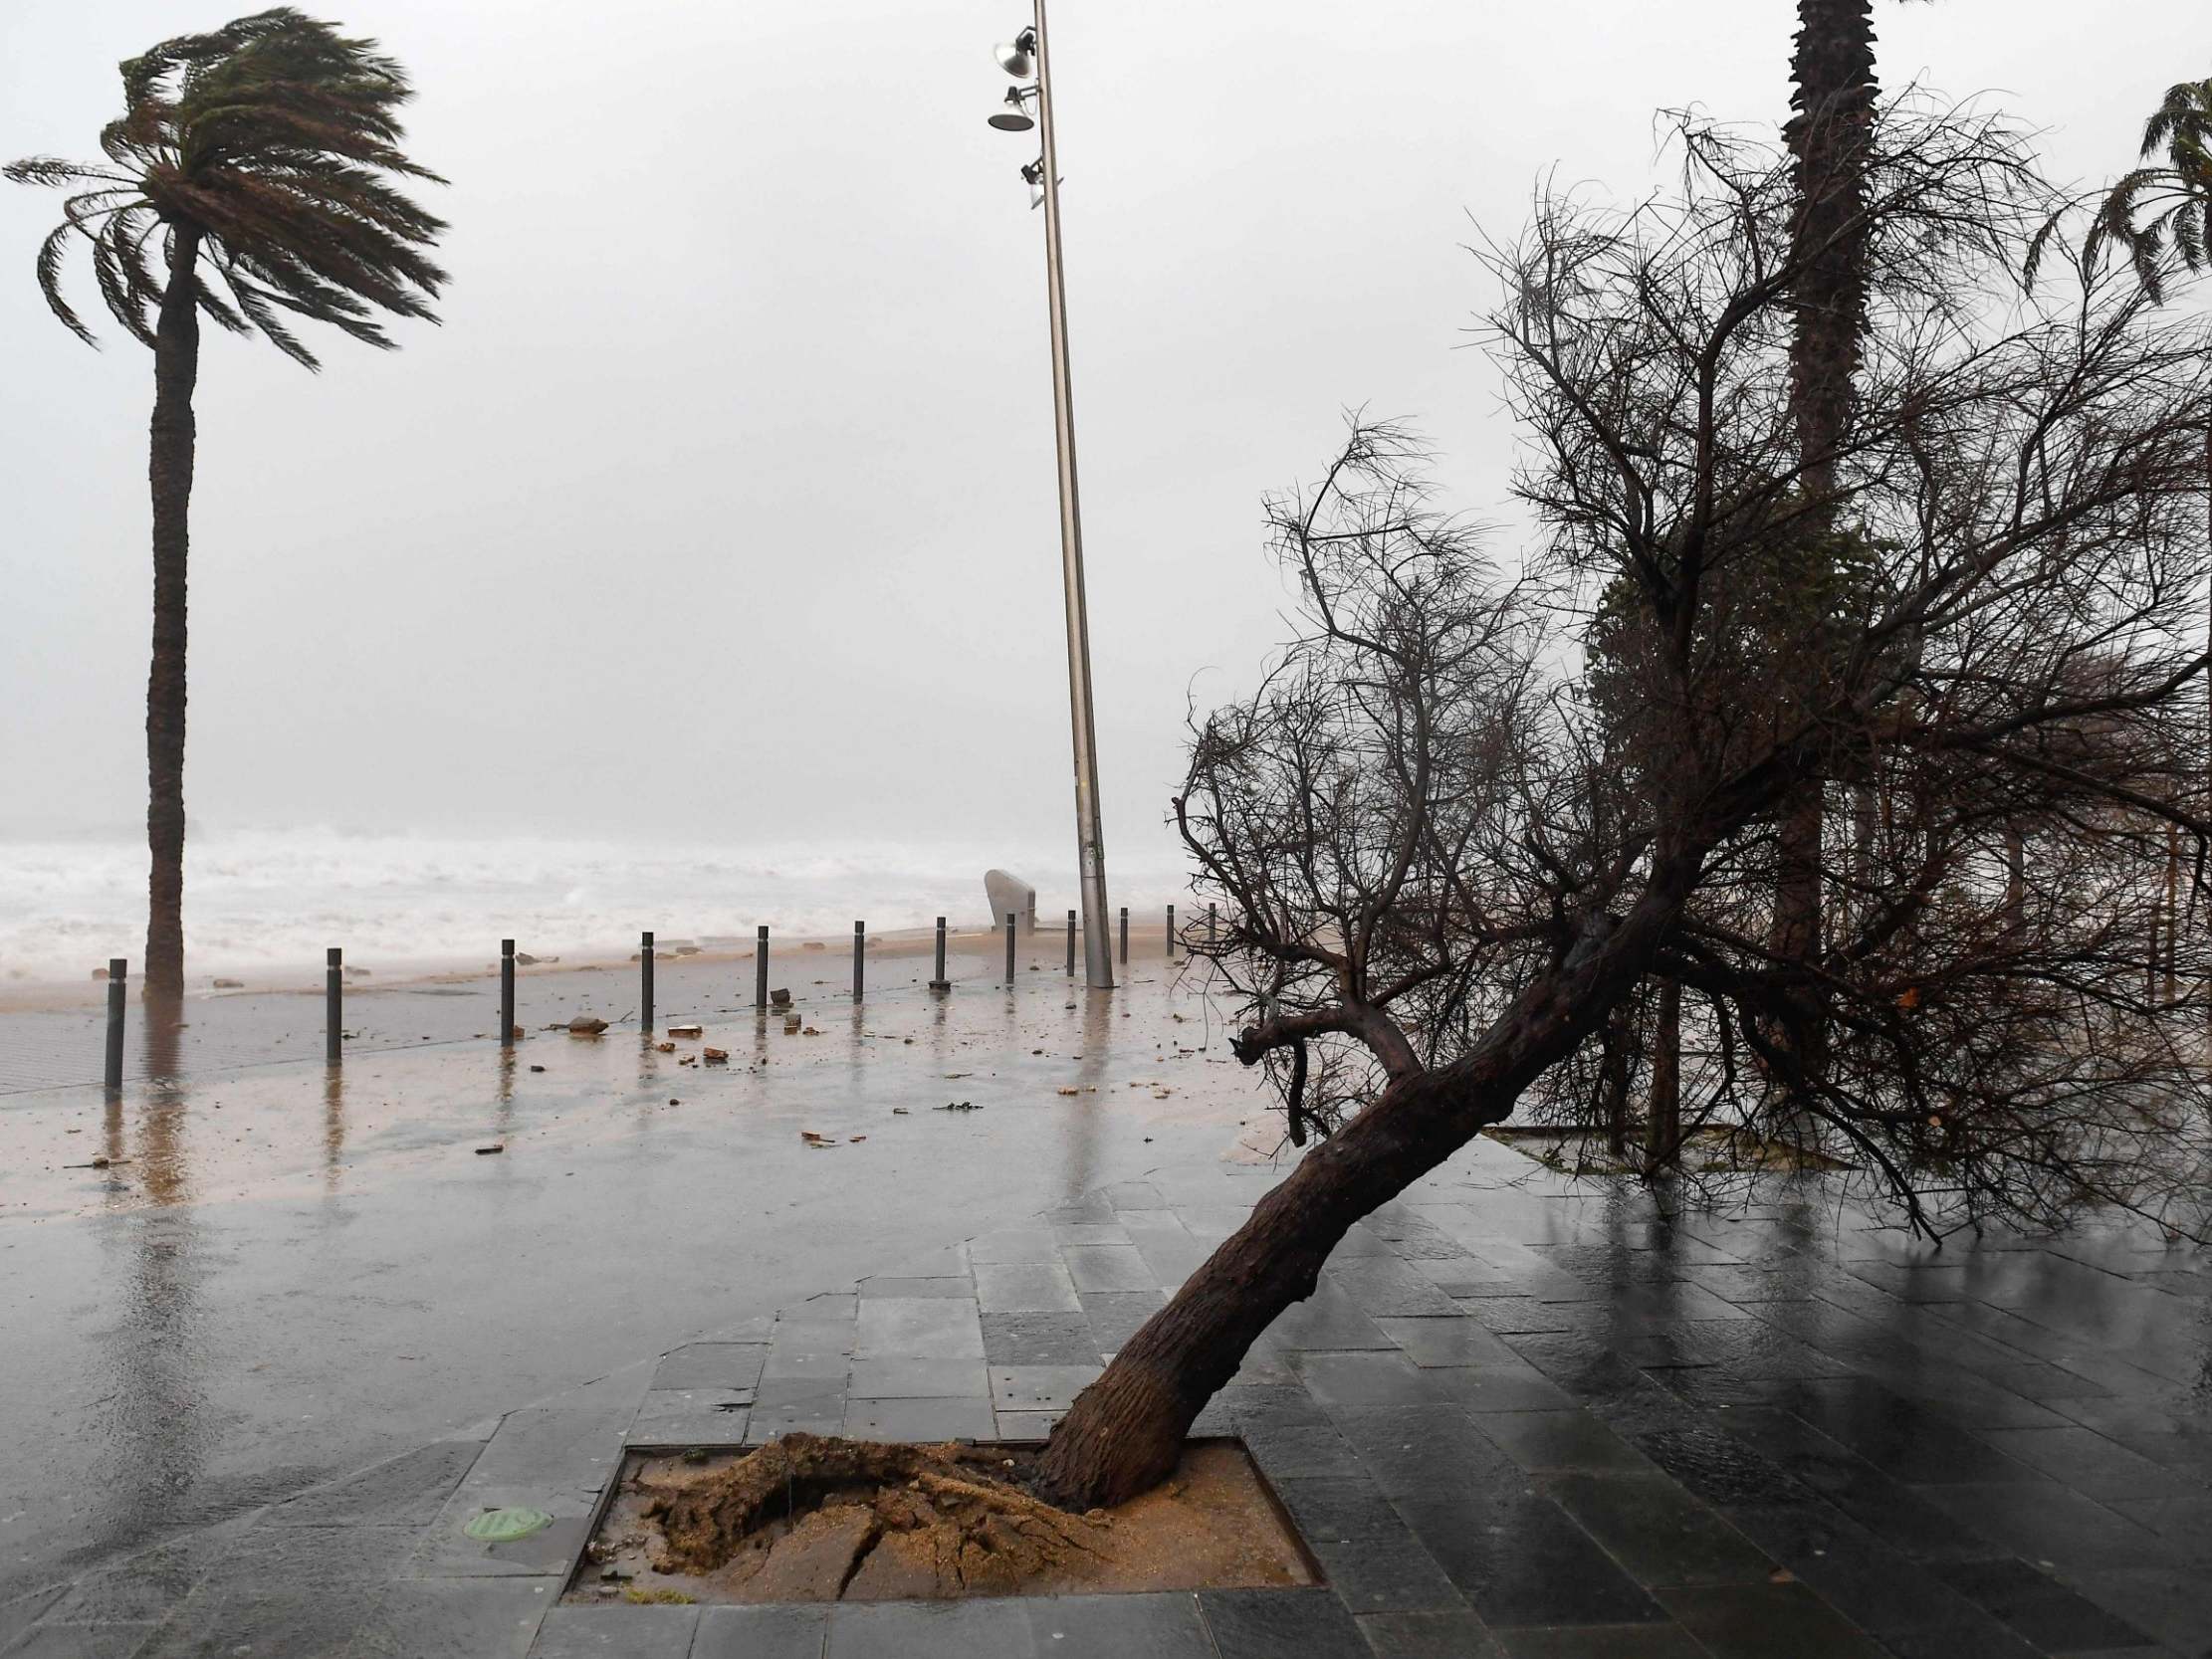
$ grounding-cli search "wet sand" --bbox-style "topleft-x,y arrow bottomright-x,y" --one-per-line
0,945 -> 1258,1598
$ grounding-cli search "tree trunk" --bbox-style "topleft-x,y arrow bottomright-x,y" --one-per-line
1645,977 -> 1681,1168
1600,1011 -> 1632,1158
144,227 -> 201,999
1035,845 -> 1705,1510
1768,0 -> 1877,1089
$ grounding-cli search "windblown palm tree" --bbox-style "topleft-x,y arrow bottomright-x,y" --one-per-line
2089,73 -> 2212,303
8,8 -> 446,997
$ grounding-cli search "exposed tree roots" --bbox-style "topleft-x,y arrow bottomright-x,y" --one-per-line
640,1433 -> 1110,1600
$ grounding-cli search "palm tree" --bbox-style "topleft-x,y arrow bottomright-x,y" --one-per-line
8,8 -> 446,998
2087,73 -> 2212,303
1763,0 -> 1887,1100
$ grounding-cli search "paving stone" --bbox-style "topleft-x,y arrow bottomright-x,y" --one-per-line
1375,1316 -> 1523,1367
1916,1482 -> 2173,1574
1973,1425 -> 2202,1502
1052,1222 -> 1134,1246
1200,1585 -> 1371,1658
1357,1608 -> 1507,1657
1705,1407 -> 1995,1560
1063,1245 -> 1159,1292
1655,1581 -> 1888,1657
994,1409 -> 1060,1439
844,1395 -> 996,1441
844,1356 -> 986,1399
1024,1591 -> 1213,1657
1931,1556 -> 2154,1650
690,1603 -> 830,1659
531,1602 -> 696,1656
967,1228 -> 1062,1264
1720,1502 -> 2009,1640
2065,1565 -> 2212,1654
990,1364 -> 1101,1412
1078,1290 -> 1166,1349
626,1412 -> 750,1448
1329,1403 -> 1521,1500
853,1298 -> 984,1359
1325,1259 -> 1463,1317
856,1276 -> 976,1299
1241,1423 -> 1370,1481
1492,1628 -> 1709,1658
338,1578 -> 550,1658
0,1587 -> 64,1650
652,1344 -> 770,1391
1399,1491 -> 1667,1627
2,1623 -> 157,1658
1539,1473 -> 1776,1586
1263,1282 -> 1397,1351
1273,1479 -> 1464,1612
466,1408 -> 630,1496
824,1596 -> 1033,1658
1294,1351 -> 1454,1409
982,1311 -> 1101,1365
974,1263 -> 1081,1313
1472,1411 -> 1654,1474
267,1440 -> 487,1529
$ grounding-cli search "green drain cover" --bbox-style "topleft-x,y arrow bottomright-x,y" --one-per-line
464,1506 -> 553,1544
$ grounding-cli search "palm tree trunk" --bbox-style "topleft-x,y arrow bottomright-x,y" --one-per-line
1035,843 -> 1707,1510
1645,977 -> 1681,1167
144,227 -> 201,999
1770,0 -> 1877,1093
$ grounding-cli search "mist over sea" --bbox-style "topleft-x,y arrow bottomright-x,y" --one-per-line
0,828 -> 1194,983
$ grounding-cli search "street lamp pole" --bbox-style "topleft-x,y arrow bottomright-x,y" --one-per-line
995,4 -> 1114,990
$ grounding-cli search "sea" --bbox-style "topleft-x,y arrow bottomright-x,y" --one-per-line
0,828 -> 1194,984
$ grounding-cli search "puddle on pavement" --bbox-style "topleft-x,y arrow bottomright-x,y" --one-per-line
568,1435 -> 1316,1604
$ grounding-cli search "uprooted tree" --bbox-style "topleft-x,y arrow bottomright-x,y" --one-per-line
1032,108 -> 2212,1511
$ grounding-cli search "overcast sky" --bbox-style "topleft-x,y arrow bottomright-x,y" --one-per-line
1,0 -> 2202,875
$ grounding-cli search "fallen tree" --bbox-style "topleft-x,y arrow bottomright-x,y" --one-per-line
1034,109 -> 2212,1510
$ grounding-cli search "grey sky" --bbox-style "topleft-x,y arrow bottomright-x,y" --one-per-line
1,0 -> 2201,874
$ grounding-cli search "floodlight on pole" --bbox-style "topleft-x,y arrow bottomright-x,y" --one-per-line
986,2 -> 1115,991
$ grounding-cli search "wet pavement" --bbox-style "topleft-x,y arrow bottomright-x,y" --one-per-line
3,954 -> 2210,1658
0,939 -> 1250,1602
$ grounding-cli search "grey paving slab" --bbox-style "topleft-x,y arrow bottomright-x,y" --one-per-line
844,1395 -> 997,1440
1078,1289 -> 1166,1348
853,1297 -> 986,1359
1023,1592 -> 1213,1658
1200,1586 -> 1372,1658
1062,1244 -> 1160,1292
689,1603 -> 830,1659
1492,1628 -> 1709,1659
1272,1478 -> 1464,1613
989,1365 -> 1102,1412
823,1597 -> 1033,1659
974,1262 -> 1081,1313
531,1602 -> 697,1656
653,1345 -> 771,1391
2,1623 -> 157,1658
1399,1491 -> 1668,1627
856,1276 -> 976,1299
1655,1582 -> 1889,1658
982,1311 -> 1102,1365
1931,1556 -> 2155,1651
968,1228 -> 1062,1264
1539,1472 -> 1776,1587
846,1356 -> 988,1398
1357,1608 -> 1508,1657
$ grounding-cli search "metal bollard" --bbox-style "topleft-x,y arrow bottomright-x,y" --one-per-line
500,938 -> 516,1047
1118,906 -> 1128,964
327,946 -> 343,1066
1004,913 -> 1016,984
104,957 -> 126,1091
1167,904 -> 1177,959
1066,910 -> 1076,974
641,931 -> 655,1035
930,916 -> 950,992
1209,902 -> 1217,944
853,921 -> 865,1002
755,926 -> 770,1009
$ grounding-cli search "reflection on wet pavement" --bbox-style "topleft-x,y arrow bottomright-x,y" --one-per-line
0,945 -> 1248,1596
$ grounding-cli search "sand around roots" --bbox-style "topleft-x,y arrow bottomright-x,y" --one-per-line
575,1433 -> 1313,1604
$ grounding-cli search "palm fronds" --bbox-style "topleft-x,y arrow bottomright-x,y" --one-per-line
7,6 -> 446,367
